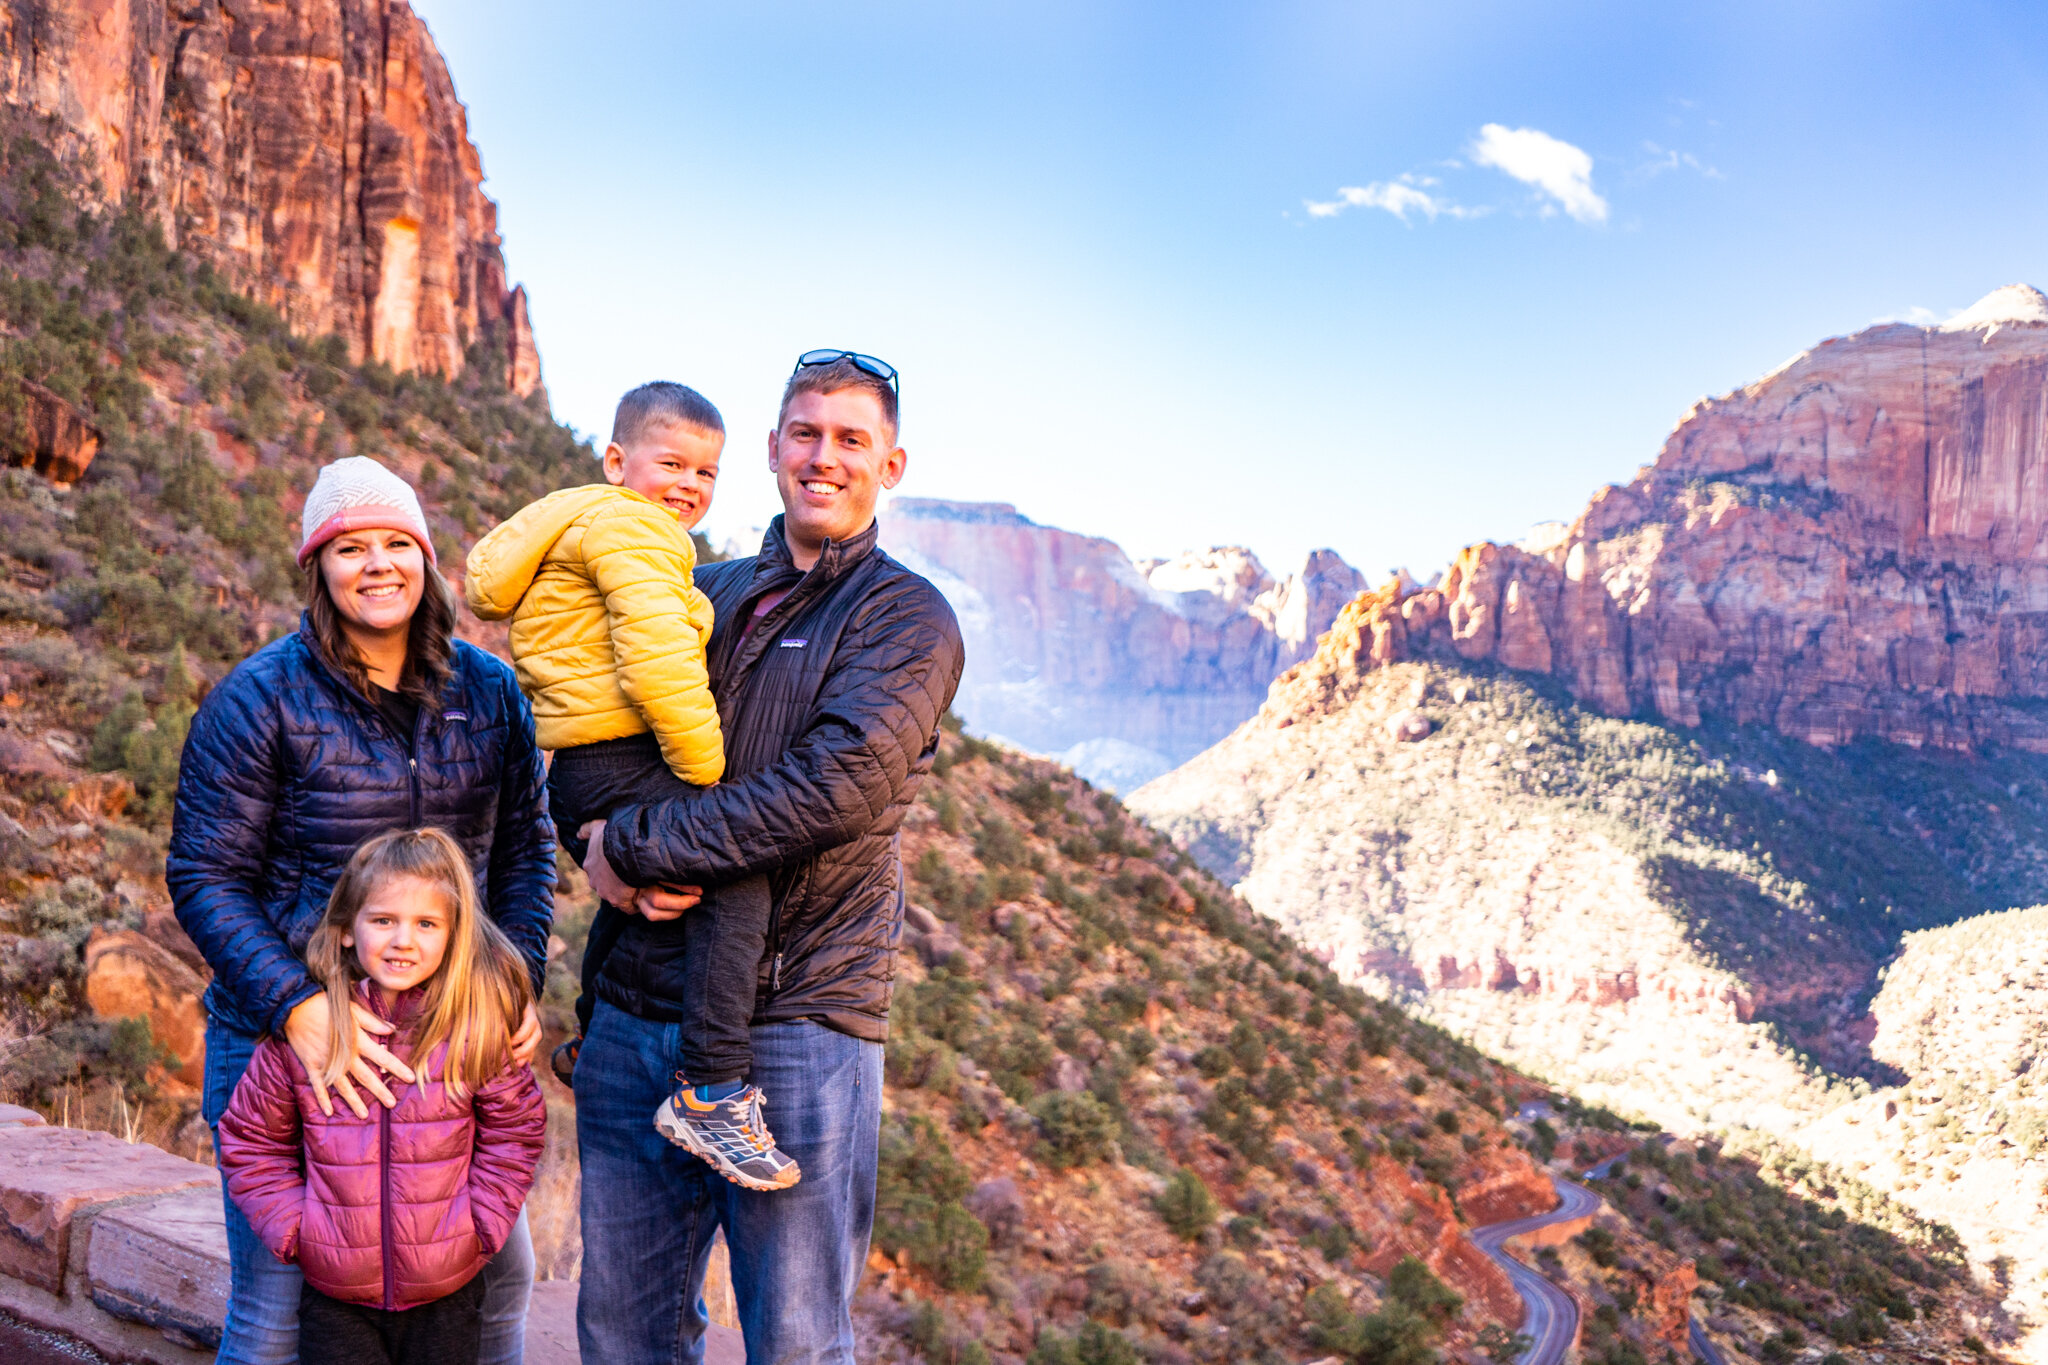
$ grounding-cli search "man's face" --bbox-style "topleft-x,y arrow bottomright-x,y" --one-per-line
768,388 -> 906,567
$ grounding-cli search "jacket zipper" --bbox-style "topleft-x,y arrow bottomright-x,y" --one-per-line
408,705 -> 425,826
379,1098 -> 395,1309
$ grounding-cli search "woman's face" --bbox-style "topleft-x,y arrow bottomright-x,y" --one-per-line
319,529 -> 426,636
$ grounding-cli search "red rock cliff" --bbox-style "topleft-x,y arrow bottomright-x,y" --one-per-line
0,0 -> 542,396
1278,285 -> 2048,752
880,497 -> 1364,785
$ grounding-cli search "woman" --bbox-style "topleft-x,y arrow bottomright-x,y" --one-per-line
169,455 -> 556,1365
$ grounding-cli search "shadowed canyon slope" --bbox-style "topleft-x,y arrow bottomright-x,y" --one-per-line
0,0 -> 542,395
1131,288 -> 2048,1353
879,497 -> 1363,788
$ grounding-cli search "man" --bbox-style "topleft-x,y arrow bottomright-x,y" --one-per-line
574,350 -> 964,1363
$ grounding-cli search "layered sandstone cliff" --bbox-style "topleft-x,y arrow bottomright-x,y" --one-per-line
1296,285 -> 2048,752
0,0 -> 541,395
879,497 -> 1363,787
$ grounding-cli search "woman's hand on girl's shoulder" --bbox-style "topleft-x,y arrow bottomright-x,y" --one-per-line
282,993 -> 417,1117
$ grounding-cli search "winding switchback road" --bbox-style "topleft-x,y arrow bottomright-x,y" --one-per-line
1468,1175 -> 1600,1365
1465,1161 -> 1721,1365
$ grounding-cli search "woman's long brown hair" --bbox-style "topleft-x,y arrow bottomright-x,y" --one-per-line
303,827 -> 532,1100
302,546 -> 457,706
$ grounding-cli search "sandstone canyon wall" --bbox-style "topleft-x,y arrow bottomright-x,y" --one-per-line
0,0 -> 541,396
1312,285 -> 2048,753
878,497 -> 1364,787
1130,289 -> 2048,1354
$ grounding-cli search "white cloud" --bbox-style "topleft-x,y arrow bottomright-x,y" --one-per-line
1303,173 -> 1478,224
1469,123 -> 1607,223
1640,141 -> 1724,180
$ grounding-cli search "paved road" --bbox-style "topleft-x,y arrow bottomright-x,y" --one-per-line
1689,1315 -> 1732,1365
1466,1162 -> 1721,1365
1468,1175 -> 1600,1365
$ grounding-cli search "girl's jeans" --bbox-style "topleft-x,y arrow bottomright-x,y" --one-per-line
203,1018 -> 535,1365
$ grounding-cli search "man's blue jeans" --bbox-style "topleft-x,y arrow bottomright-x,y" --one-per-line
576,1001 -> 883,1364
203,1020 -> 535,1365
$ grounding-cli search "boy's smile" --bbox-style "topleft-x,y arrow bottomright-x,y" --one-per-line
605,419 -> 724,528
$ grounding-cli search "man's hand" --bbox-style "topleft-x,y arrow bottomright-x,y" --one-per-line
283,994 -> 417,1118
510,1002 -> 542,1068
580,819 -> 703,922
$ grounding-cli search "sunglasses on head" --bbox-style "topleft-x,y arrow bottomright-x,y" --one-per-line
793,349 -> 899,392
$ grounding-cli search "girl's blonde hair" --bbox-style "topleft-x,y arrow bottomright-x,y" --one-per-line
304,827 -> 532,1099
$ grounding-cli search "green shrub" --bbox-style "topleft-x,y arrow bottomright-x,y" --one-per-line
1153,1167 -> 1218,1239
905,1302 -> 991,1365
1030,1091 -> 1118,1168
1028,1322 -> 1140,1365
874,1114 -> 988,1292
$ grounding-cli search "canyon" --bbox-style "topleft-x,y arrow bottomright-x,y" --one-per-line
1132,289 -> 2048,1357
879,496 -> 1364,788
0,0 -> 541,397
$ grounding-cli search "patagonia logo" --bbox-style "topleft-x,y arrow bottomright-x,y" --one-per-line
779,638 -> 808,649
442,710 -> 469,722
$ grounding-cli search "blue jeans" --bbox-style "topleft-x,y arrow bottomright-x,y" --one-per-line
203,1020 -> 535,1365
575,1001 -> 883,1364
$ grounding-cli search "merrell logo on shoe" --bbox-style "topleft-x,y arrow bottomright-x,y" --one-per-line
779,638 -> 808,648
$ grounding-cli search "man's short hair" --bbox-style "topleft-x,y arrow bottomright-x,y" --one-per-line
611,381 -> 725,449
778,358 -> 899,445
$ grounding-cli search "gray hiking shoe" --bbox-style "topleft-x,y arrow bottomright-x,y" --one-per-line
654,1083 -> 802,1191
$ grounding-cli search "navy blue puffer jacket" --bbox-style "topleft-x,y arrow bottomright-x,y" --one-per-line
168,618 -> 556,1038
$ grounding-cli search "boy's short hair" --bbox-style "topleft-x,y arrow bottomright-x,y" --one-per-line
611,382 -> 724,449
778,358 -> 899,445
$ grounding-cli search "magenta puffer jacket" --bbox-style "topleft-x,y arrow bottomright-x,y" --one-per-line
215,985 -> 546,1310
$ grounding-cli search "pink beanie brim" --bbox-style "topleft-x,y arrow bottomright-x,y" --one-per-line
296,506 -> 441,568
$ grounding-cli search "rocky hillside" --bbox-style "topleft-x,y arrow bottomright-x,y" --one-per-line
1318,285 -> 2048,754
821,724 -> 1997,1364
1797,907 -> 2048,1350
879,498 -> 1362,789
0,97 -> 593,1156
0,0 -> 542,394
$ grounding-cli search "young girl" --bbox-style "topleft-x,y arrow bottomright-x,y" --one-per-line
216,828 -> 547,1365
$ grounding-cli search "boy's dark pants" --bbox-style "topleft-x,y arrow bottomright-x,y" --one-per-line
298,1274 -> 486,1365
549,733 -> 771,1084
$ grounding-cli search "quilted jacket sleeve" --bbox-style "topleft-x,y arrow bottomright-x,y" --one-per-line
467,1061 -> 547,1256
604,580 -> 962,888
485,667 -> 556,995
216,1040 -> 308,1265
582,502 -> 725,786
167,661 -> 319,1036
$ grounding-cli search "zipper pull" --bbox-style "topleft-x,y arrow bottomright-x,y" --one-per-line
409,758 -> 418,776
771,953 -> 783,990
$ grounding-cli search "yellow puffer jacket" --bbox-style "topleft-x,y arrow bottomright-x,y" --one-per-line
464,485 -> 723,785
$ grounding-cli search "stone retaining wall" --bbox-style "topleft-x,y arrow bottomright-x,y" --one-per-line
0,1105 -> 223,1363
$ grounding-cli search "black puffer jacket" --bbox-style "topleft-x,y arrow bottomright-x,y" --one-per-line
599,517 -> 963,1041
168,620 -> 556,1037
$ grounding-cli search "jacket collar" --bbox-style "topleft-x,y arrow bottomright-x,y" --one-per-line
352,977 -> 427,1028
749,514 -> 879,594
295,614 -> 456,723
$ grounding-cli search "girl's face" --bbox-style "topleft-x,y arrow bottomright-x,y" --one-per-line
343,876 -> 452,996
319,529 -> 426,636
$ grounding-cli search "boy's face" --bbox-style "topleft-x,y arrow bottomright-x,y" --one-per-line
604,420 -> 724,528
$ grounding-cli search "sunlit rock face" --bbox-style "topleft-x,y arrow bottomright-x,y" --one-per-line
0,0 -> 543,395
1287,285 -> 2048,753
878,498 -> 1363,788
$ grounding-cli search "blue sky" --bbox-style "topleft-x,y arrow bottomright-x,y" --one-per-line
414,0 -> 2048,581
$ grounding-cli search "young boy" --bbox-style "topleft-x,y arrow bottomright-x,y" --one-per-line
465,382 -> 798,1192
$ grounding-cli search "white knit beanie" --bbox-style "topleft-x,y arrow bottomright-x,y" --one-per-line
298,456 -> 436,568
